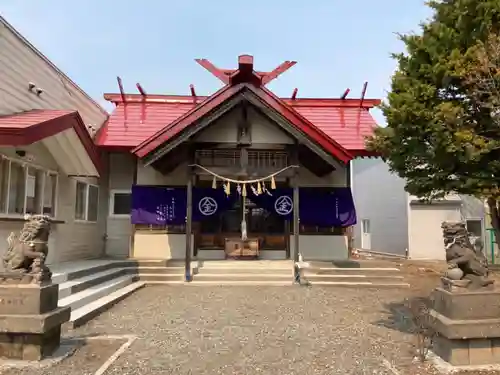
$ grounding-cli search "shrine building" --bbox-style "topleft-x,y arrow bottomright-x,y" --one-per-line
0,17 -> 380,271
95,55 -> 380,267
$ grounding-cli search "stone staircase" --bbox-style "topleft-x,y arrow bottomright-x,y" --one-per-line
52,259 -> 184,328
191,260 -> 293,285
300,260 -> 410,288
51,258 -> 409,329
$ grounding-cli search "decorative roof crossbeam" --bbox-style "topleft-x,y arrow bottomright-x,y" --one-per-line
195,55 -> 297,88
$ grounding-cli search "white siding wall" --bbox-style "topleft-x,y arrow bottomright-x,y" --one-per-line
407,199 -> 462,261
0,17 -> 109,264
105,153 -> 135,258
0,17 -> 107,128
353,162 -> 488,261
351,158 -> 408,255
0,144 -> 105,264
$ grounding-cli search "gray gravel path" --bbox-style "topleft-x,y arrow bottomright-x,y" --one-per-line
69,285 -> 417,374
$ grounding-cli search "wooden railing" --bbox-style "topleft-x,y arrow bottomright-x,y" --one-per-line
195,149 -> 289,169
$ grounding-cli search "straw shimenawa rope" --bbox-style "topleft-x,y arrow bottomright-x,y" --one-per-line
189,164 -> 298,184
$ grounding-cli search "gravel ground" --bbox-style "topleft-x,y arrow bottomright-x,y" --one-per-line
0,338 -> 125,375
3,260 -> 500,374
67,286 -> 421,374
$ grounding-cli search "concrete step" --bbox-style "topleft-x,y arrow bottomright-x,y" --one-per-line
308,281 -> 410,288
304,274 -> 405,283
52,262 -> 120,284
58,274 -> 136,311
137,274 -> 186,282
186,280 -> 293,286
196,260 -> 292,268
67,281 -> 146,328
122,259 -> 183,267
135,266 -> 185,275
306,260 -> 403,269
58,268 -> 128,299
304,267 -> 401,276
194,273 -> 292,282
194,267 -> 292,275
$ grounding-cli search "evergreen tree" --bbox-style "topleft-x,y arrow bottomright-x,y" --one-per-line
367,0 -> 500,245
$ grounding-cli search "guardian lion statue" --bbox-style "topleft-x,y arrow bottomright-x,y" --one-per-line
442,221 -> 494,290
1,214 -> 53,283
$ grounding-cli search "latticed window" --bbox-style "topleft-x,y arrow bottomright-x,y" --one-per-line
195,149 -> 288,169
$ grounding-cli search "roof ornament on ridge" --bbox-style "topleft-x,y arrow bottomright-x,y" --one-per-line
195,55 -> 297,87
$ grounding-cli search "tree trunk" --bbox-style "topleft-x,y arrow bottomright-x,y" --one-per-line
486,197 -> 500,259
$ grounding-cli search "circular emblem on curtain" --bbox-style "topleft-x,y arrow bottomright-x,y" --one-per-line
274,195 -> 293,215
198,197 -> 218,216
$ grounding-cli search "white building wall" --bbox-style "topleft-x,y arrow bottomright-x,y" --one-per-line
105,153 -> 136,258
0,144 -> 105,265
351,157 -> 408,255
0,17 -> 110,265
0,16 -> 107,129
407,196 -> 462,261
351,156 -> 487,260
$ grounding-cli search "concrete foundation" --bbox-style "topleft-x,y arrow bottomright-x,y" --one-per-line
430,288 -> 500,366
0,281 -> 70,361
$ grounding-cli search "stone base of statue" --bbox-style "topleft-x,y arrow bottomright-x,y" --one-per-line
0,281 -> 70,361
429,285 -> 500,366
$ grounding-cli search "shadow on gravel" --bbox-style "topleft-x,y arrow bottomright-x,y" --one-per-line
372,296 -> 432,335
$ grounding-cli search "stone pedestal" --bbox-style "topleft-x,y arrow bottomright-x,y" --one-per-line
0,282 -> 70,361
430,287 -> 500,366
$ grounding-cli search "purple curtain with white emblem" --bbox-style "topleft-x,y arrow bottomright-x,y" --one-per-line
299,187 -> 357,227
131,186 -> 239,225
247,187 -> 356,227
192,188 -> 239,222
247,188 -> 293,219
131,186 -> 356,227
131,186 -> 187,225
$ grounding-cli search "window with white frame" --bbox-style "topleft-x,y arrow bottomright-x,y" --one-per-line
109,190 -> 131,216
466,219 -> 483,238
75,181 -> 99,221
0,156 -> 58,217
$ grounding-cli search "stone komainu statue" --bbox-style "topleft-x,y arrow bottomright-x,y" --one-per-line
2,214 -> 52,283
442,221 -> 494,290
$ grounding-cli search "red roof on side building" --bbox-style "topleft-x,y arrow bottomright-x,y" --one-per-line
0,109 -> 102,173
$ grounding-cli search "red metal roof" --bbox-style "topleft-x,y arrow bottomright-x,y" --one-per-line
96,95 -> 379,154
0,109 -> 102,172
96,54 -> 380,158
131,83 -> 354,163
0,109 -> 74,130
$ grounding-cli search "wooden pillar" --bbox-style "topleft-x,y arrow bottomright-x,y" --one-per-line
185,172 -> 193,281
285,178 -> 291,259
292,143 -> 300,277
293,179 -> 299,264
346,160 -> 354,258
185,145 -> 195,281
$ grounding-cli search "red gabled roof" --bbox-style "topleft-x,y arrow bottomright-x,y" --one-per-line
0,109 -> 102,172
95,55 -> 381,158
131,83 -> 354,163
96,96 -> 379,153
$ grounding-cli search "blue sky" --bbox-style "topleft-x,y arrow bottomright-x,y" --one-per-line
1,0 -> 432,124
